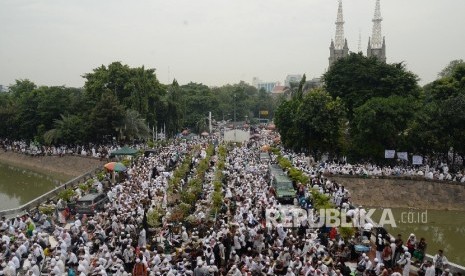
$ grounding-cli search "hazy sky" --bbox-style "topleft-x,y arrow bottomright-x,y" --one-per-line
1,0 -> 464,88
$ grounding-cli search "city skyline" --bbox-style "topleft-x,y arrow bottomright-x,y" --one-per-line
0,0 -> 464,88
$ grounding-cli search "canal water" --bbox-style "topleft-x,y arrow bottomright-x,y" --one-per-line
370,207 -> 465,266
0,162 -> 67,210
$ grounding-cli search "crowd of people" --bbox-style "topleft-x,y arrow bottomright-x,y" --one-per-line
0,139 -> 146,160
2,138 -> 465,183
0,136 -> 461,276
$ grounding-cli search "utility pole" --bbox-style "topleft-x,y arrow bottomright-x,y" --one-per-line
233,94 -> 237,142
233,94 -> 236,128
208,111 -> 212,134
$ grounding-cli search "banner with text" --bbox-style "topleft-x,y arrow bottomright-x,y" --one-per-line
412,155 -> 423,165
397,152 -> 408,161
385,150 -> 396,159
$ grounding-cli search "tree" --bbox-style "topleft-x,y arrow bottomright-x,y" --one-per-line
323,53 -> 419,119
117,109 -> 150,141
438,59 -> 465,78
82,62 -> 165,126
350,96 -> 417,160
43,114 -> 86,145
89,91 -> 125,141
180,82 -> 217,131
295,88 -> 346,158
9,79 -> 36,98
274,98 -> 301,151
412,61 -> 465,165
164,79 -> 183,136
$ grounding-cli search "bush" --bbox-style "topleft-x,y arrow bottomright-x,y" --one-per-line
277,156 -> 292,169
121,159 -> 131,167
78,183 -> 91,193
181,190 -> 197,205
339,226 -> 356,241
288,167 -> 309,185
147,208 -> 163,228
58,188 -> 76,202
310,189 -> 333,210
178,202 -> 192,216
96,171 -> 106,181
38,204 -> 55,215
212,192 -> 223,211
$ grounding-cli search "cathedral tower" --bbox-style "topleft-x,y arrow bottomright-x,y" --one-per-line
367,0 -> 386,62
329,0 -> 349,67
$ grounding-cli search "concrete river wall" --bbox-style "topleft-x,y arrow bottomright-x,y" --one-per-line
328,175 -> 465,211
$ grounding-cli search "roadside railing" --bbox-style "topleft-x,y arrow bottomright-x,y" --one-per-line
0,166 -> 102,218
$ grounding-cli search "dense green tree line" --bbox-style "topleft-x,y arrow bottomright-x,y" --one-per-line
275,54 -> 465,166
0,62 -> 276,144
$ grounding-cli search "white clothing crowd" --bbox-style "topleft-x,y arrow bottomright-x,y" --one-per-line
0,136 -> 458,276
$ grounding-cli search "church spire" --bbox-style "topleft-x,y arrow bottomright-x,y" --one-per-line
367,0 -> 386,62
370,0 -> 383,49
329,0 -> 350,67
334,0 -> 345,50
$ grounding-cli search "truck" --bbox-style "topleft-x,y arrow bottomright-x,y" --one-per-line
269,164 -> 295,203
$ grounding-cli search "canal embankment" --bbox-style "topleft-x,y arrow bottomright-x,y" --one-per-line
328,175 -> 465,211
0,151 -> 107,181
0,151 -> 107,217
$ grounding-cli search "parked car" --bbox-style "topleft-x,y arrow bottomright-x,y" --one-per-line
75,193 -> 108,215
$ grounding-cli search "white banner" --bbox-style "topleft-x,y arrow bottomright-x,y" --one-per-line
397,152 -> 408,161
385,150 -> 396,159
412,155 -> 423,165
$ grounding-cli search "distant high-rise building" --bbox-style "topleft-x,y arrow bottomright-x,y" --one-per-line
329,0 -> 349,67
253,77 -> 279,93
284,74 -> 302,87
367,0 -> 386,62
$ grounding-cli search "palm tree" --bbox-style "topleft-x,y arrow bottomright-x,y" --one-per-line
117,109 -> 150,141
43,114 -> 85,144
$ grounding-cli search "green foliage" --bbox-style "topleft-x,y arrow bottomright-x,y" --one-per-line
147,208 -> 164,228
310,189 -> 333,210
212,192 -> 223,212
38,204 -> 55,215
57,188 -> 76,202
350,96 -> 417,160
438,59 -> 465,78
118,109 -> 150,141
178,202 -> 192,216
277,156 -> 292,170
324,53 -> 420,119
96,171 -> 106,182
181,189 -> 197,205
121,159 -> 131,167
270,147 -> 280,155
288,167 -> 309,185
295,89 -> 346,157
89,91 -> 125,141
79,181 -> 92,192
339,226 -> 356,241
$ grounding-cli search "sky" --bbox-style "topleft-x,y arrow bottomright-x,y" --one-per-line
0,0 -> 464,88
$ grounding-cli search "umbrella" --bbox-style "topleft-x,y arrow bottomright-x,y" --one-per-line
104,162 -> 127,172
